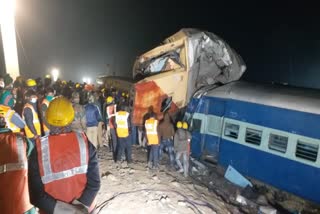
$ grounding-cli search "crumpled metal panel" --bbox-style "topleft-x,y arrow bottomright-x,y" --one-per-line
134,28 -> 246,103
183,28 -> 246,101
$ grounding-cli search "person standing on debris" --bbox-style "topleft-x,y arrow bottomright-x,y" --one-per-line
145,112 -> 160,170
115,105 -> 132,164
85,94 -> 103,148
0,115 -> 36,214
104,96 -> 117,157
40,87 -> 54,136
158,112 -> 175,168
174,121 -> 191,177
23,90 -> 41,145
71,91 -> 87,132
28,97 -> 100,214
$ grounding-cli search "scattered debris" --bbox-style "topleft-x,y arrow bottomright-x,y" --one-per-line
257,195 -> 269,206
259,206 -> 277,214
224,165 -> 253,188
241,186 -> 259,200
178,201 -> 186,206
236,195 -> 247,206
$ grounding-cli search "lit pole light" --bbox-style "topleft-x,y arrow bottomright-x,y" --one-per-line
0,0 -> 20,80
51,68 -> 59,81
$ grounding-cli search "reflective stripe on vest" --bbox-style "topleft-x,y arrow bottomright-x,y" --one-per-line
115,111 -> 129,138
22,103 -> 41,138
42,99 -> 50,132
0,137 -> 27,174
40,132 -> 88,184
145,118 -> 159,145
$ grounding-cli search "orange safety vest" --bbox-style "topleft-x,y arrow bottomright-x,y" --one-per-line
36,132 -> 96,213
145,118 -> 159,145
0,104 -> 21,133
41,99 -> 50,133
106,104 -> 117,128
22,103 -> 41,138
115,111 -> 129,138
0,133 -> 33,214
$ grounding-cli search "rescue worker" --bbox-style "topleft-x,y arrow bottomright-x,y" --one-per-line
25,79 -> 37,92
0,115 -> 36,214
145,112 -> 160,170
158,112 -> 175,167
44,74 -> 52,88
40,87 -> 54,136
23,90 -> 41,145
85,94 -> 103,148
174,121 -> 191,177
0,96 -> 26,133
93,91 -> 104,148
71,91 -> 87,132
115,105 -> 132,164
0,74 -> 14,107
103,96 -> 117,158
28,96 -> 101,214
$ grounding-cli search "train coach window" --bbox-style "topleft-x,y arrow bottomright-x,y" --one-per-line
268,134 -> 288,153
224,123 -> 239,139
295,140 -> 319,162
191,119 -> 202,132
245,128 -> 262,146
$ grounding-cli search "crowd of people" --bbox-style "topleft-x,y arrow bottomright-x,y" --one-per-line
0,73 -> 191,214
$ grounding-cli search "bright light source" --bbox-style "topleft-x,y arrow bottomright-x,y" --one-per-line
0,0 -> 20,80
82,77 -> 91,84
51,68 -> 59,81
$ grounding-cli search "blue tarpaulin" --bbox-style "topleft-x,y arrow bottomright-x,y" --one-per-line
224,165 -> 253,188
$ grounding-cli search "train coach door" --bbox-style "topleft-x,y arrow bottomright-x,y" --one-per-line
201,99 -> 226,164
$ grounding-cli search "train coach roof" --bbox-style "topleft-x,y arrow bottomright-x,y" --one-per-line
205,81 -> 320,115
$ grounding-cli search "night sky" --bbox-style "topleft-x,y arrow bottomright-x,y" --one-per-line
0,0 -> 319,89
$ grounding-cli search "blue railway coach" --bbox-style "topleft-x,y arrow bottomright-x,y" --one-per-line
186,81 -> 320,204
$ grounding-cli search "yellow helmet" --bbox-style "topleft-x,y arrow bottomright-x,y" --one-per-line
45,74 -> 51,79
62,80 -> 67,85
75,83 -> 80,88
176,121 -> 182,129
46,96 -> 74,127
26,79 -> 37,87
122,92 -> 125,97
106,96 -> 114,104
126,93 -> 129,98
182,122 -> 188,129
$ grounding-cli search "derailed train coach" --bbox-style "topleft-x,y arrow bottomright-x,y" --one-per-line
131,28 -> 246,126
186,81 -> 320,204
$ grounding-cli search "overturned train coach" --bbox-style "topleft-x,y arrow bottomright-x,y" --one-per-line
186,81 -> 320,204
131,28 -> 246,126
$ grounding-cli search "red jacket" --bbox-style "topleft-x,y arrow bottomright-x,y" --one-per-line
35,132 -> 99,213
0,132 -> 33,214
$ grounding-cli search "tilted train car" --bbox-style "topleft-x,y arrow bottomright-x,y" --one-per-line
187,81 -> 320,203
132,28 -> 245,126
